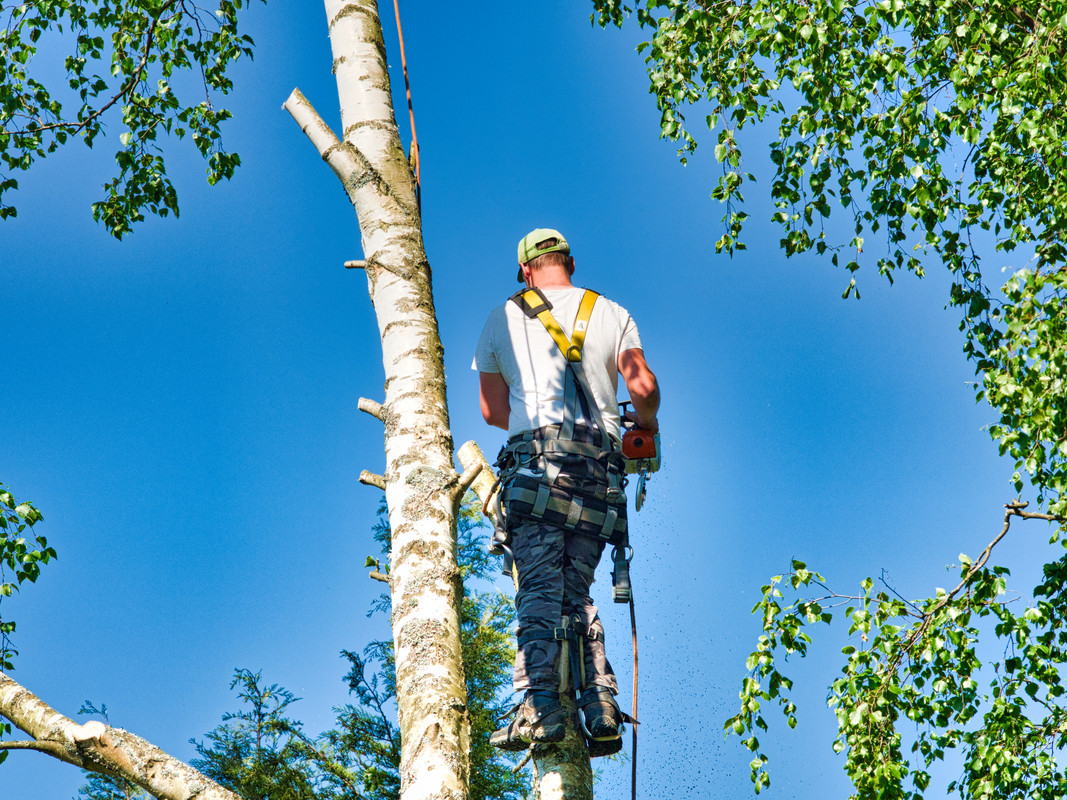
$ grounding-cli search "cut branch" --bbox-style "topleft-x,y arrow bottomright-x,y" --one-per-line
283,88 -> 364,186
358,397 -> 385,421
359,471 -> 386,490
0,671 -> 242,800
450,463 -> 482,507
457,441 -> 499,525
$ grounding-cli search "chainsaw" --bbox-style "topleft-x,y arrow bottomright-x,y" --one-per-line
618,401 -> 661,511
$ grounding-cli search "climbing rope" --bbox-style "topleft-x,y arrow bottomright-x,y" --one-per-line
630,594 -> 639,800
392,0 -> 420,209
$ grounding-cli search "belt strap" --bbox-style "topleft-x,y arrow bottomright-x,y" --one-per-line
502,484 -> 628,538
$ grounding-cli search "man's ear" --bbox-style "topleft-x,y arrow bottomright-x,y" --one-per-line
568,257 -> 576,276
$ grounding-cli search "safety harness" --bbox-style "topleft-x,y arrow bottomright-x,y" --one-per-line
490,287 -> 633,596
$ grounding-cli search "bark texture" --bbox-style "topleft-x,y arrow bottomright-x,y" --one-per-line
530,696 -> 595,800
0,671 -> 242,800
287,3 -> 470,800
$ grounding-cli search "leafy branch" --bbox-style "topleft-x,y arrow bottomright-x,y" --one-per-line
0,0 -> 261,235
593,0 -> 1067,522
0,484 -> 54,675
726,501 -> 1067,798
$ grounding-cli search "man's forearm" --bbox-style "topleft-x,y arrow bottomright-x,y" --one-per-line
631,388 -> 659,429
619,348 -> 660,432
629,385 -> 660,431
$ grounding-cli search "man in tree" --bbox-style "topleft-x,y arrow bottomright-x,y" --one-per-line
475,228 -> 660,756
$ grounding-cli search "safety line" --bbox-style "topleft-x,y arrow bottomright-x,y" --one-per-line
392,0 -> 420,209
630,595 -> 639,800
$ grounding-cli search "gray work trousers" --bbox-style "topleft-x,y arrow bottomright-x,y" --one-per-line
509,518 -> 618,694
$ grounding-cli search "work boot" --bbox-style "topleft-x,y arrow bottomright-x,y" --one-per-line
489,705 -> 530,752
578,686 -> 625,756
523,689 -> 566,742
490,690 -> 566,750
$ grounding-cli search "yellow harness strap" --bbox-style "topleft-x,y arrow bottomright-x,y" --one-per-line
518,288 -> 600,361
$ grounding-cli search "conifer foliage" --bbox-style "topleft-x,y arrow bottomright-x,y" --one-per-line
183,498 -> 523,800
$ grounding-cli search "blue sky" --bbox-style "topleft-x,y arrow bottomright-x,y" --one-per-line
1,2 -> 1049,799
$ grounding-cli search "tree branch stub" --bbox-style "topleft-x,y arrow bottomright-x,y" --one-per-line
457,441 -> 498,524
451,463 -> 483,508
358,397 -> 385,421
360,471 -> 387,490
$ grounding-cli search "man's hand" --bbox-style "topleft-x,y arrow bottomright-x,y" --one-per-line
623,407 -> 658,434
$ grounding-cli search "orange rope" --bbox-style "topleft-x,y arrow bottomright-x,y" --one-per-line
392,0 -> 420,209
630,595 -> 639,800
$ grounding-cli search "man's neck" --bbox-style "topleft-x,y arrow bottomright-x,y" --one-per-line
529,266 -> 574,289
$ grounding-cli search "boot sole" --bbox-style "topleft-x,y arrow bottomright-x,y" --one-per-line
587,736 -> 623,758
490,731 -> 532,752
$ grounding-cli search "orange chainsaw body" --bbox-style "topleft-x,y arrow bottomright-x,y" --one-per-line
622,430 -> 661,475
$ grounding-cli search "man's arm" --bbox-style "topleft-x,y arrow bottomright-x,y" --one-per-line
479,371 -> 511,431
618,348 -> 660,433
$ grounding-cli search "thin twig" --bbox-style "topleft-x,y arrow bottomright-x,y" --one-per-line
881,500 -> 1065,678
0,739 -> 64,755
513,744 -> 535,774
15,0 -> 178,137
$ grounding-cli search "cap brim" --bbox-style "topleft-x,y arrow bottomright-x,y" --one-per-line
516,267 -> 524,283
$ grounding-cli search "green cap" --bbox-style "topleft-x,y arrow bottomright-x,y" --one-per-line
516,228 -> 570,281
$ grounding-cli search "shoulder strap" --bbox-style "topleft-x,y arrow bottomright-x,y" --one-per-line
510,288 -> 600,363
509,289 -> 613,449
509,286 -> 552,318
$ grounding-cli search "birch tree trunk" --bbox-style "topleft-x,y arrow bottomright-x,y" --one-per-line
284,3 -> 472,800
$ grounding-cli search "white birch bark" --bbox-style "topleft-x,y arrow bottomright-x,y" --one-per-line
286,3 -> 470,800
0,671 -> 242,800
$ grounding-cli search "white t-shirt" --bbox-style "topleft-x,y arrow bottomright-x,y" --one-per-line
474,286 -> 643,440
